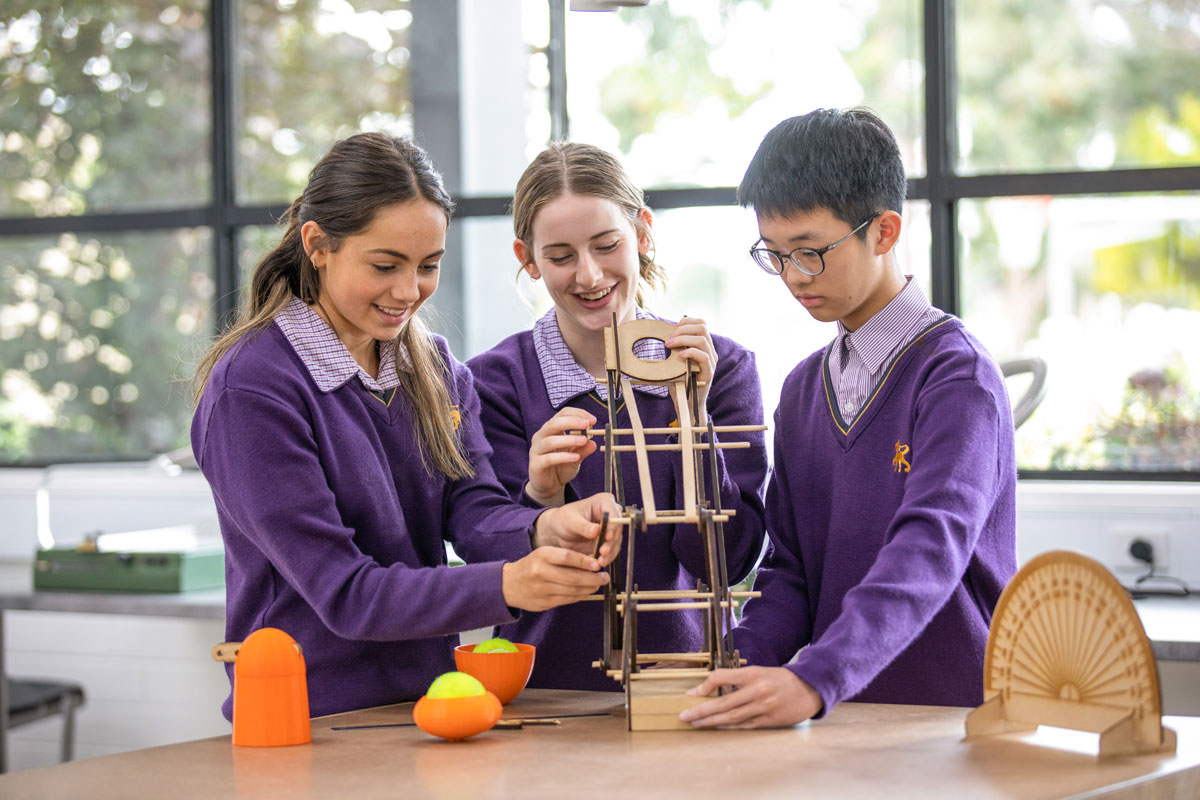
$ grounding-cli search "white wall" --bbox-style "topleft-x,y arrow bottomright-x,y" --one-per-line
1015,480 -> 1200,588
4,609 -> 229,771
1,468 -> 1197,772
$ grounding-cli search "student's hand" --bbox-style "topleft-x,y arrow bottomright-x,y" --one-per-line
525,407 -> 598,507
532,492 -> 623,566
664,316 -> 717,421
501,548 -> 610,612
678,667 -> 823,729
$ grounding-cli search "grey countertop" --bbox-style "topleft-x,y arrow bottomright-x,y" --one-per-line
1132,595 -> 1200,662
0,563 -> 1195,658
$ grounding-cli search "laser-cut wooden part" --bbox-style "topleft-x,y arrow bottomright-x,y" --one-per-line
591,317 -> 767,730
629,678 -> 714,731
965,550 -> 1177,758
604,318 -> 690,383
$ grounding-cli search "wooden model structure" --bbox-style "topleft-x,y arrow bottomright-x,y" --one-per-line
583,318 -> 767,731
965,550 -> 1177,758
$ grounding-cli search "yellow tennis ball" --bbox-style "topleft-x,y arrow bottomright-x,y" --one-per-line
473,637 -> 519,654
426,671 -> 486,699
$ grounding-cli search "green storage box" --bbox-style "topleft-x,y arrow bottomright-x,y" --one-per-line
33,546 -> 225,593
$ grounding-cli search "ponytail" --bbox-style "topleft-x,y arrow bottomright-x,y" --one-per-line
192,133 -> 473,480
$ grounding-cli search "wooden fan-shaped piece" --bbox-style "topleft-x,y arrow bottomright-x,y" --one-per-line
966,550 -> 1176,757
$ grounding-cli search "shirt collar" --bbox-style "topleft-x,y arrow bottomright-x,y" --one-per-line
533,307 -> 671,408
274,295 -> 409,393
835,277 -> 932,372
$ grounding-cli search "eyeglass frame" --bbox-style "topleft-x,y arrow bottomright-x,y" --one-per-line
749,211 -> 883,277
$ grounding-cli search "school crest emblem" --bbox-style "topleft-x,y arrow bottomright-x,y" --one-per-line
892,441 -> 911,473
450,405 -> 461,431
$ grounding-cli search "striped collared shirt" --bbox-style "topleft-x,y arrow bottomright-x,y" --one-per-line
828,278 -> 945,420
274,295 -> 410,393
533,307 -> 670,408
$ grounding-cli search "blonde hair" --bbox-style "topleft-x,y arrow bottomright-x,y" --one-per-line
512,141 -> 665,306
193,133 -> 473,480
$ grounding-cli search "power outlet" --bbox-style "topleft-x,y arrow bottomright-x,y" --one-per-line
1107,528 -> 1171,575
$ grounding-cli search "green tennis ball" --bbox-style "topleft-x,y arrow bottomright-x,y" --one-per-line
426,671 -> 486,699
473,637 -> 519,654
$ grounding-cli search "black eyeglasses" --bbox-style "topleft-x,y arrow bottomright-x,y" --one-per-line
749,211 -> 882,276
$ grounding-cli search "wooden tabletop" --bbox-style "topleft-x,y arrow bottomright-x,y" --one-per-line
0,689 -> 1196,799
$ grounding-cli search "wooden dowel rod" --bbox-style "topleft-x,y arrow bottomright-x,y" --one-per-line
648,513 -> 729,520
627,590 -> 715,599
635,653 -> 711,662
606,669 -> 714,680
617,601 -> 740,611
623,379 -> 708,388
581,425 -> 766,436
582,590 -> 760,602
632,590 -> 759,600
600,442 -> 751,452
642,514 -> 731,524
598,658 -> 746,668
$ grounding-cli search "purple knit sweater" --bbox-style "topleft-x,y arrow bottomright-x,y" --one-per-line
733,316 -> 1017,713
192,322 -> 542,719
468,329 -> 768,690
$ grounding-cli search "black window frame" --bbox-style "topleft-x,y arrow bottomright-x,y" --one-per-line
1,0 -> 1198,479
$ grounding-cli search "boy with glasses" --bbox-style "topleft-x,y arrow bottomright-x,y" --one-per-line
680,108 -> 1017,728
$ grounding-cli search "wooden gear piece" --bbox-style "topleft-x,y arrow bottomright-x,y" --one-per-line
965,550 -> 1177,758
585,317 -> 767,730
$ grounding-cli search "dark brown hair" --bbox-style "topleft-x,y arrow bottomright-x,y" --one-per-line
193,132 -> 473,479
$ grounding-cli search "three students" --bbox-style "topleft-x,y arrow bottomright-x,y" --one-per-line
195,110 -> 1016,723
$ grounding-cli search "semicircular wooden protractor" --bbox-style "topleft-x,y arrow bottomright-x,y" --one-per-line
981,549 -> 1172,754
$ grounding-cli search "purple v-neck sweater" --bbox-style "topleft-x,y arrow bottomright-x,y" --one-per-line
468,329 -> 768,690
734,316 -> 1016,713
192,323 -> 542,719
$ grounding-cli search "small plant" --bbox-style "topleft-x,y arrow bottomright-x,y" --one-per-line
1054,365 -> 1200,471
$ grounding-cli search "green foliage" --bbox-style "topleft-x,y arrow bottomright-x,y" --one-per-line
1092,219 -> 1200,309
1050,364 -> 1200,470
235,0 -> 411,203
0,2 -> 411,463
597,2 -> 769,157
1120,93 -> 1200,166
958,0 -> 1200,172
0,3 -> 211,216
0,230 -> 211,463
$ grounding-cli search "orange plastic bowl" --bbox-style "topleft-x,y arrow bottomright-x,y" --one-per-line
412,691 -> 502,741
454,643 -> 536,705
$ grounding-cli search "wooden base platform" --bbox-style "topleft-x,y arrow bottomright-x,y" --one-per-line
629,678 -> 714,731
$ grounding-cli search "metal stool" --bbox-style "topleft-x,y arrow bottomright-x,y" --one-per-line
5,678 -> 85,768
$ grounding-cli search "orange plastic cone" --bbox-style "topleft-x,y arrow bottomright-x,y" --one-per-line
231,627 -> 311,747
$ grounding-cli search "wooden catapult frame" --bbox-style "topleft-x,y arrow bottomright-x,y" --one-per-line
582,317 -> 767,731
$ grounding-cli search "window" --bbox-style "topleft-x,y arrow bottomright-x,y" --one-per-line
957,0 -> 1200,175
235,0 -> 414,204
953,0 -> 1200,476
3,0 -> 1198,479
1,1 -> 414,465
564,0 -> 925,186
961,193 -> 1200,471
1,228 -> 211,463
0,3 -> 211,217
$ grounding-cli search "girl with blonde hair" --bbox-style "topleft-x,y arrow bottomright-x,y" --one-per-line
193,132 -> 619,718
468,142 -> 768,690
